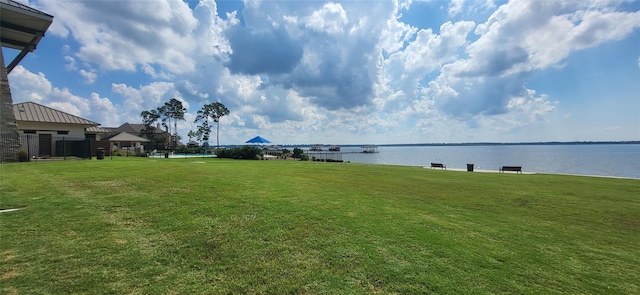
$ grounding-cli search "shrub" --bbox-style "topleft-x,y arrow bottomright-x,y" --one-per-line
175,145 -> 205,154
292,148 -> 304,159
17,149 -> 29,162
215,146 -> 262,160
112,149 -> 127,156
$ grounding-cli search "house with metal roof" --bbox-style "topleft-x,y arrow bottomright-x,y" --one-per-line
13,101 -> 104,157
14,102 -> 100,130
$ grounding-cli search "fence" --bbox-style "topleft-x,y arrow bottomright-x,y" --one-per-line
0,133 -> 93,162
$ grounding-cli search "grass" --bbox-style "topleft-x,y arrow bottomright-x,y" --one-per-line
1,158 -> 639,294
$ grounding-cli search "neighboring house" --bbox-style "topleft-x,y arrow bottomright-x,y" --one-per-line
102,122 -> 170,152
101,132 -> 149,154
13,101 -> 105,157
86,126 -> 111,141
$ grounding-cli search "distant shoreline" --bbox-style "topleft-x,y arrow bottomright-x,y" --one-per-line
275,141 -> 640,148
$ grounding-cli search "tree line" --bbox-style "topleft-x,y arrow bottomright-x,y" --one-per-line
140,98 -> 230,151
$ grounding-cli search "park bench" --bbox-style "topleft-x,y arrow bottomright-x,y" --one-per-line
430,163 -> 446,170
500,166 -> 522,173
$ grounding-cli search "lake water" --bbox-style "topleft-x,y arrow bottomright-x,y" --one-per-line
149,153 -> 216,159
330,144 -> 640,179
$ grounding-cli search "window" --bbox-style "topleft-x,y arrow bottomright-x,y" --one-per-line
57,131 -> 69,135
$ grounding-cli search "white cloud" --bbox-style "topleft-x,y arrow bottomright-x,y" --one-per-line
449,0 -> 496,17
111,81 -> 182,119
404,21 -> 475,75
488,89 -> 557,130
304,2 -> 348,34
376,20 -> 474,118
7,66 -> 116,124
39,0 -> 231,76
419,0 -> 640,133
8,66 -> 52,103
79,69 -> 97,84
460,1 -> 640,77
64,56 -> 76,71
11,0 -> 638,144
378,14 -> 418,55
216,68 -> 263,104
448,0 -> 465,16
88,93 -> 119,126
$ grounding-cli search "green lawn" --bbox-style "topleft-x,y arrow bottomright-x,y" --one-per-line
1,158 -> 639,294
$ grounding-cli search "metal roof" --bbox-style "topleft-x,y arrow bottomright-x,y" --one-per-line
14,102 -> 99,126
108,132 -> 150,142
105,123 -> 168,134
106,123 -> 141,133
86,126 -> 111,133
1,0 -> 53,72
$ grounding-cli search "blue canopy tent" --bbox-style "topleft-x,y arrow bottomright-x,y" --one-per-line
246,136 -> 278,159
245,136 -> 271,144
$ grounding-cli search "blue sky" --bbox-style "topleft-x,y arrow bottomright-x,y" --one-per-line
4,0 -> 640,145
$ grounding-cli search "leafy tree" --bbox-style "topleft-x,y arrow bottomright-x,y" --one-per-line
140,109 -> 169,150
194,102 -> 230,149
141,109 -> 160,134
173,133 -> 182,144
158,98 -> 186,149
193,120 -> 210,143
187,130 -> 197,142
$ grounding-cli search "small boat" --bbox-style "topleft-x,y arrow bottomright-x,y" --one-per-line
310,145 -> 324,151
328,145 -> 340,151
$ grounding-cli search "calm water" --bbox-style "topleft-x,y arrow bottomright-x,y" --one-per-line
149,153 -> 216,159
335,144 -> 640,179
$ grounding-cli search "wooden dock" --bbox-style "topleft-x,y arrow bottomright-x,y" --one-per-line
305,146 -> 379,161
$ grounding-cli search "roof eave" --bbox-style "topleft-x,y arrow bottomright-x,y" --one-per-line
0,0 -> 53,72
0,0 -> 53,21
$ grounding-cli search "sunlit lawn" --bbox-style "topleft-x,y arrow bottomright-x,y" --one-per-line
1,158 -> 639,294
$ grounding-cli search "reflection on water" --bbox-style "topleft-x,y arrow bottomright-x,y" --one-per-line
339,144 -> 640,179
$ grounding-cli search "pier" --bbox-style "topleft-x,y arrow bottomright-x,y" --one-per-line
304,145 -> 378,162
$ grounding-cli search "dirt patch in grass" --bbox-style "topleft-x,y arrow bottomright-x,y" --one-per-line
0,251 -> 15,262
114,238 -> 128,245
1,268 -> 18,280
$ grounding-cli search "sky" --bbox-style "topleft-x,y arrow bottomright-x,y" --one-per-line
4,0 -> 640,145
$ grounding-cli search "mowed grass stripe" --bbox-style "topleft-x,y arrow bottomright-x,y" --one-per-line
1,158 -> 638,294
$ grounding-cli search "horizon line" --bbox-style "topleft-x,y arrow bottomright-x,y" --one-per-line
219,140 -> 640,147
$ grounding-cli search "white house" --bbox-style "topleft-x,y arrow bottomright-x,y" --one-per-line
13,101 -> 105,157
